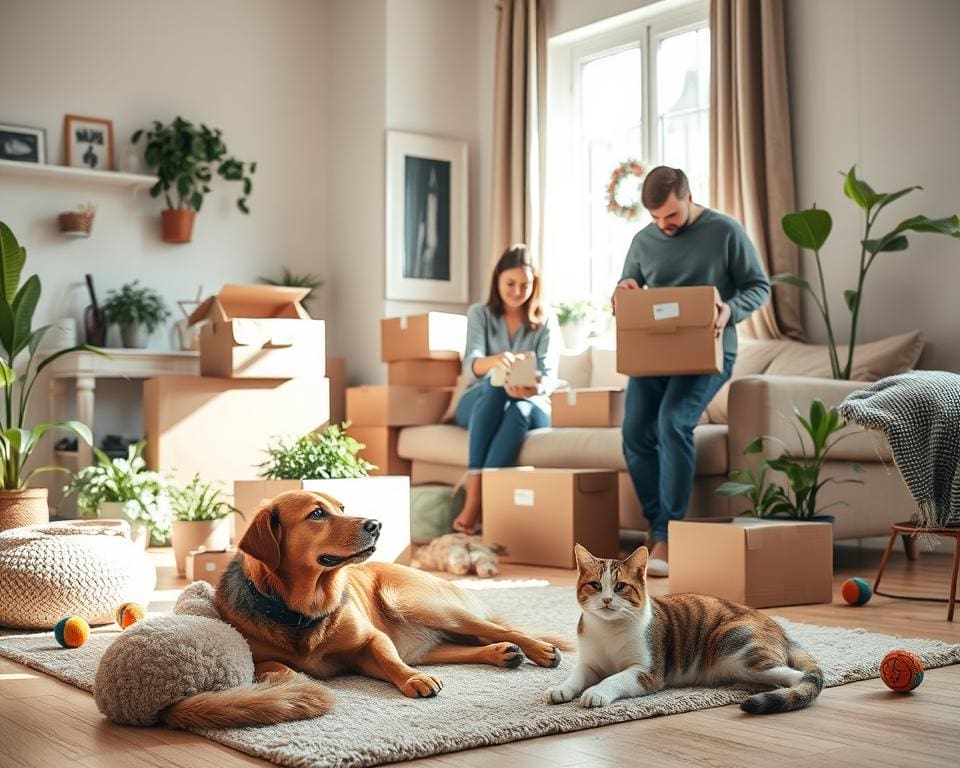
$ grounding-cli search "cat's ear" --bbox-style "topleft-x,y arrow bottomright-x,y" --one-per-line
624,545 -> 649,578
574,543 -> 597,570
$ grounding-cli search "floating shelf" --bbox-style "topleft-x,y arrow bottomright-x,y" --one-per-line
0,158 -> 157,189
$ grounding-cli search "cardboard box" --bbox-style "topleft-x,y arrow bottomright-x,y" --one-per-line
143,376 -> 330,486
551,387 -> 625,427
186,548 -> 237,584
346,386 -> 452,427
189,284 -> 326,378
387,359 -> 461,388
381,313 -> 466,362
347,426 -> 411,476
669,518 -> 833,608
616,285 -> 722,376
489,354 -> 537,388
327,356 -> 347,426
481,468 -> 620,568
233,476 -> 412,563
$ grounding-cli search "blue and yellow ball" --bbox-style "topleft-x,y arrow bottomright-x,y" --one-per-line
54,615 -> 90,648
841,577 -> 873,606
115,602 -> 146,630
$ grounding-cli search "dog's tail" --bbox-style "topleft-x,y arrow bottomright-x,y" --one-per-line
490,615 -> 575,652
161,667 -> 334,729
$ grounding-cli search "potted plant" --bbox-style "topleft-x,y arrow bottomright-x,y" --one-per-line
62,441 -> 172,547
554,298 -> 608,349
716,399 -> 864,520
259,267 -> 324,317
169,473 -> 239,577
132,117 -> 256,243
0,221 -> 100,531
102,281 -> 171,348
234,423 -> 411,563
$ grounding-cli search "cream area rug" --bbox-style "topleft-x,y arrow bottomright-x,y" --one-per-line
2,584 -> 960,768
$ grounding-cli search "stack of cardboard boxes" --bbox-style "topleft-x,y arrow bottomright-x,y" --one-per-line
345,312 -> 467,475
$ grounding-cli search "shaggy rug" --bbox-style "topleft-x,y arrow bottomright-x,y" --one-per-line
1,583 -> 959,768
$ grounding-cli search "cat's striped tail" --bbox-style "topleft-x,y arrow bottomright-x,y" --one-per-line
740,644 -> 823,715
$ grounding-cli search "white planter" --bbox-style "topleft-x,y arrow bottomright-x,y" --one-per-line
560,322 -> 590,350
98,501 -> 150,549
171,518 -> 232,577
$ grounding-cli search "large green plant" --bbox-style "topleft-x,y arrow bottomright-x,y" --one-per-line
0,222 -> 100,490
259,423 -> 375,480
102,281 -> 171,332
132,117 -> 256,213
776,166 -> 960,379
716,399 -> 863,519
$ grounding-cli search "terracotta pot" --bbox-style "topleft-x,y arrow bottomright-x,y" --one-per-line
171,518 -> 232,577
0,488 -> 49,531
161,209 -> 195,243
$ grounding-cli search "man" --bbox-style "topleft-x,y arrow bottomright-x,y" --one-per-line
612,166 -> 770,577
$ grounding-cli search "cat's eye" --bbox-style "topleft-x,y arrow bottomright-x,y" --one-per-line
309,507 -> 327,520
587,581 -> 602,591
614,582 -> 627,592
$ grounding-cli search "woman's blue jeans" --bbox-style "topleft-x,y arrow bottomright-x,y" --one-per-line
455,379 -> 550,470
621,352 -> 735,542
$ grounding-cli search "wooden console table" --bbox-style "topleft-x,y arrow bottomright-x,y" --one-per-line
43,349 -> 199,467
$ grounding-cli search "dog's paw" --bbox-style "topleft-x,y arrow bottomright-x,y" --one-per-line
546,685 -> 577,704
400,673 -> 443,698
524,641 -> 561,668
579,687 -> 612,708
486,642 -> 524,668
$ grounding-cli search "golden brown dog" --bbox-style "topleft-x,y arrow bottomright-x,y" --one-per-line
162,490 -> 567,729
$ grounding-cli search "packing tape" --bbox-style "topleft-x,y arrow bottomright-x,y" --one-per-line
566,390 -> 577,405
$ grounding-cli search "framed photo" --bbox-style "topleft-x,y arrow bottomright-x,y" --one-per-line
386,130 -> 468,303
64,114 -> 114,170
0,123 -> 47,164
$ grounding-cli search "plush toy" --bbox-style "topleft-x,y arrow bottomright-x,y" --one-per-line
413,533 -> 504,578
115,602 -> 147,629
54,615 -> 90,648
841,577 -> 873,606
880,649 -> 924,693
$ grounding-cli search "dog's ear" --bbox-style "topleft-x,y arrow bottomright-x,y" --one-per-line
238,504 -> 282,571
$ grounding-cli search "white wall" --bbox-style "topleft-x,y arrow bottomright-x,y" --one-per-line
786,0 -> 960,371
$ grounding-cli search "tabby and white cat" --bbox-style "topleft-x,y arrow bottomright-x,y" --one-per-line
546,544 -> 823,714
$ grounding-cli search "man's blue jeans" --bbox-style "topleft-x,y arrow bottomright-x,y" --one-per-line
622,352 -> 735,542
455,379 -> 550,469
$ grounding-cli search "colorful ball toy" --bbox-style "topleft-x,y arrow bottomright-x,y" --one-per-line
841,577 -> 873,606
54,615 -> 90,648
881,649 -> 925,693
115,602 -> 147,630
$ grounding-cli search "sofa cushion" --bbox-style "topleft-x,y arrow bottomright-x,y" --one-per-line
557,346 -> 592,388
398,423 -> 729,476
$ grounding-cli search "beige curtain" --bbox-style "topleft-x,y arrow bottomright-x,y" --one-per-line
490,0 -> 547,268
710,0 -> 805,340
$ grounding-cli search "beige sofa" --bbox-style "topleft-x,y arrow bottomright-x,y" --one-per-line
397,332 -> 925,543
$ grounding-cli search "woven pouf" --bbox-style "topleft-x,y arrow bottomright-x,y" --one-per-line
0,524 -> 156,629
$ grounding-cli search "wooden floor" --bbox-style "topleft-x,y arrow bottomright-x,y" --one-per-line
2,541 -> 960,768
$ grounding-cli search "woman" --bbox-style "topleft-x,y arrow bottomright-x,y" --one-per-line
452,244 -> 560,534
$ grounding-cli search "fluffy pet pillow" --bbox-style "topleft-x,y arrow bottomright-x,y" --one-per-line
413,533 -> 503,578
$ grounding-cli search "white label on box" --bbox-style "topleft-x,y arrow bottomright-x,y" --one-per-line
400,315 -> 409,331
653,302 -> 680,321
514,488 -> 535,506
566,390 -> 577,406
205,562 -> 216,572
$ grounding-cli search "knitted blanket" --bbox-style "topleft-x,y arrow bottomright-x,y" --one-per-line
839,371 -> 960,528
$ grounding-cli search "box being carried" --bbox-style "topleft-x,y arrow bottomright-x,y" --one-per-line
189,284 -> 326,379
616,285 -> 722,376
668,518 -> 833,608
550,387 -> 625,427
380,313 -> 466,362
481,468 -> 619,568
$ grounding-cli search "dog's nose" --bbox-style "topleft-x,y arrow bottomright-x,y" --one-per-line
363,519 -> 381,536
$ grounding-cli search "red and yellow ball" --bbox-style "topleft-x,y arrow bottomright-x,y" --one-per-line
54,615 -> 90,648
881,649 -> 924,693
115,602 -> 146,630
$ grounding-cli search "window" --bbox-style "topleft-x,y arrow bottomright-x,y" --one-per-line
546,1 -> 710,306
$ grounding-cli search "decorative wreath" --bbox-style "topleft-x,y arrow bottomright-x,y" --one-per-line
605,159 -> 647,221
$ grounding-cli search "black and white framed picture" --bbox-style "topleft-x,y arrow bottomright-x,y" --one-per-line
386,130 -> 468,303
64,114 -> 114,171
0,123 -> 47,164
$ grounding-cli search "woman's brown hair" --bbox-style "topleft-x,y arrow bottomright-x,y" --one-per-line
486,243 -> 544,330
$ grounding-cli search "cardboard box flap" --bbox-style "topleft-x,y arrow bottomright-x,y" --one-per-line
617,286 -> 718,331
575,472 -> 616,494
189,284 -> 311,325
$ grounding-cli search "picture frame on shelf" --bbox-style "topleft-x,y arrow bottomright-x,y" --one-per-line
0,122 -> 47,164
385,130 -> 468,303
64,114 -> 114,171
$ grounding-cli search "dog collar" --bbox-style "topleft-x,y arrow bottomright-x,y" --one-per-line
245,580 -> 327,629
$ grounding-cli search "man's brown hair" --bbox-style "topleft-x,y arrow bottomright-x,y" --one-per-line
641,166 -> 690,210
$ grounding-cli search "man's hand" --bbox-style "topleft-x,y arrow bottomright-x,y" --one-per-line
715,302 -> 731,338
611,278 -> 641,314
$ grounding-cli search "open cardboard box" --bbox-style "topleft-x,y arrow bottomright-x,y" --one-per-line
380,313 -> 466,362
189,284 -> 326,378
551,387 -> 625,427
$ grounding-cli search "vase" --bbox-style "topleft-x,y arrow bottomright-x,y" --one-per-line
0,488 -> 49,531
120,323 -> 150,349
560,323 -> 589,350
171,518 -> 232,577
